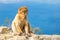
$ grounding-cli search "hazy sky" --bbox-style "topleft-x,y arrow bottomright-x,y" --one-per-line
0,0 -> 60,4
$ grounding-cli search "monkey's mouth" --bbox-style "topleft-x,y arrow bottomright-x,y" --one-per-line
20,17 -> 25,21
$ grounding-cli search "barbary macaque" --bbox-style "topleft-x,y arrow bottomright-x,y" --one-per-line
12,6 -> 33,36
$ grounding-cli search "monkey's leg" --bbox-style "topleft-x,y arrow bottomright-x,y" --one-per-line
16,26 -> 25,36
12,22 -> 23,36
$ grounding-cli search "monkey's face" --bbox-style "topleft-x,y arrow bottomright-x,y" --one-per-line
18,6 -> 28,18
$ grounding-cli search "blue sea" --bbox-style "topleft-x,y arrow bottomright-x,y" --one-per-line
0,2 -> 60,34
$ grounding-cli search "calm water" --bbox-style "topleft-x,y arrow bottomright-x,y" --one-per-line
0,2 -> 60,34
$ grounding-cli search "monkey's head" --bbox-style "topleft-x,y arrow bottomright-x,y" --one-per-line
18,6 -> 28,18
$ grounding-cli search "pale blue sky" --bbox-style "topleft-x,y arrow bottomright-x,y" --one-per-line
0,0 -> 60,4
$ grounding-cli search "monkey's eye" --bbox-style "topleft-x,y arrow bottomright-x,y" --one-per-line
24,10 -> 28,12
24,11 -> 27,13
21,10 -> 27,13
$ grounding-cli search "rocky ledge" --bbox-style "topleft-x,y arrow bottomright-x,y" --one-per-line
0,34 -> 60,40
0,26 -> 60,40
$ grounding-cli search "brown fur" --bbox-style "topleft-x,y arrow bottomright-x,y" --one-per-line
12,6 -> 32,36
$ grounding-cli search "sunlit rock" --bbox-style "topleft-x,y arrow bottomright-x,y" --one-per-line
0,26 -> 11,34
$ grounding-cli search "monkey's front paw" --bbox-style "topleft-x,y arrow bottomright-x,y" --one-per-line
19,33 -> 24,36
26,33 -> 32,37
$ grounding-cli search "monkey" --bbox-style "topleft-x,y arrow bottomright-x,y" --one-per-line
12,6 -> 33,36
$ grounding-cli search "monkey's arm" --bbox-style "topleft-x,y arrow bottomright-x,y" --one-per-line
25,21 -> 31,34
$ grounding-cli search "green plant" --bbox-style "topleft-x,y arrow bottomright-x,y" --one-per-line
32,27 -> 43,34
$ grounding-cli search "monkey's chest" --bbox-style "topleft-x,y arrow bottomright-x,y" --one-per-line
19,20 -> 26,29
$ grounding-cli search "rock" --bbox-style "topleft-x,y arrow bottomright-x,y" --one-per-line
0,26 -> 11,34
0,34 -> 60,40
51,35 -> 60,40
0,26 -> 60,40
8,36 -> 27,40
